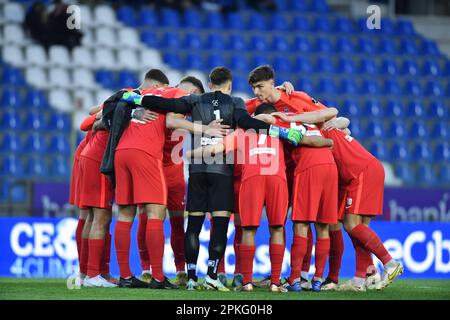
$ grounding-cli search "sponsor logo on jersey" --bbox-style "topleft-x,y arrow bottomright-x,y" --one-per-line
201,137 -> 222,146
249,147 -> 276,156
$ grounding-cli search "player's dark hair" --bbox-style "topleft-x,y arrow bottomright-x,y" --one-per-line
248,65 -> 275,84
180,76 -> 205,94
144,69 -> 169,85
209,67 -> 232,86
254,103 -> 277,116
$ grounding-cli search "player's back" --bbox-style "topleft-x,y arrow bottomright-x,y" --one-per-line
322,129 -> 376,183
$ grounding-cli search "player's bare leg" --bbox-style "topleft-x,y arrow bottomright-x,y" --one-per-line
237,226 -> 257,292
137,206 -> 151,282
169,210 -> 187,286
311,223 -> 330,292
285,221 -> 309,292
185,211 -> 205,290
79,209 -> 93,284
231,213 -> 243,288
321,222 -> 344,291
268,226 -> 287,293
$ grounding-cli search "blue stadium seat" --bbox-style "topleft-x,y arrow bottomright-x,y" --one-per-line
396,20 -> 415,35
226,12 -> 245,30
184,32 -> 203,50
48,113 -> 71,132
229,54 -> 248,72
0,132 -> 22,152
76,131 -> 85,146
385,100 -> 405,118
24,110 -> 47,131
141,31 -> 159,48
207,53 -> 225,70
139,7 -> 158,26
310,0 -> 329,12
391,142 -> 411,161
251,55 -> 270,69
160,8 -> 180,28
334,16 -> 354,33
424,80 -> 444,97
183,8 -> 202,28
1,67 -> 26,86
271,13 -> 289,31
421,39 -> 440,56
406,100 -> 426,118
317,78 -> 336,95
409,120 -> 427,138
315,57 -> 334,73
232,75 -> 248,93
366,119 -> 384,138
383,79 -> 402,95
388,120 -> 408,139
401,59 -> 420,76
399,39 -> 418,55
348,118 -> 364,138
315,36 -> 333,53
414,142 -> 433,161
205,11 -> 224,29
10,181 -> 27,203
365,100 -> 384,117
358,58 -> 376,74
50,156 -> 70,178
117,71 -> 138,88
294,57 -> 313,73
227,33 -> 246,51
431,121 -> 449,140
380,19 -> 395,34
314,15 -> 332,32
339,78 -> 358,94
271,35 -> 290,52
250,35 -> 268,51
95,70 -> 115,89
48,134 -> 70,155
394,162 -> 415,184
185,53 -> 203,70
434,142 -> 450,161
296,78 -> 314,94
24,133 -> 46,154
369,141 -> 390,161
378,38 -> 397,54
206,33 -> 224,50
416,163 -> 436,186
428,101 -> 448,118
293,36 -> 311,53
341,99 -> 360,117
247,12 -> 266,30
292,15 -> 310,31
161,31 -> 182,49
117,6 -> 137,27
381,59 -> 398,76
335,37 -> 354,53
1,88 -> 23,108
438,163 -> 450,186
25,156 -> 49,178
337,58 -> 356,74
274,0 -> 288,11
360,79 -> 380,95
422,59 -> 440,76
291,0 -> 308,11
403,80 -> 422,96
1,155 -> 24,178
26,89 -> 48,109
272,55 -> 291,73
163,52 -> 182,70
357,38 -> 375,54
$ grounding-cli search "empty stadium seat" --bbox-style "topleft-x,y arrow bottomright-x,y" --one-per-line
369,141 -> 390,161
365,100 -> 384,117
383,79 -> 402,95
117,6 -> 138,27
161,31 -> 182,49
315,36 -> 333,53
366,119 -> 384,138
2,46 -> 25,68
94,5 -> 117,27
409,121 -> 427,138
434,142 -> 450,161
272,35 -> 290,52
414,142 -> 433,161
402,59 -> 420,76
250,35 -> 268,51
292,14 -> 310,31
3,24 -> 26,46
0,110 -> 22,130
1,67 -> 26,87
294,56 -> 313,73
334,16 -> 354,33
118,28 -> 141,49
141,31 -> 159,48
184,32 -> 203,50
271,13 -> 289,31
48,113 -> 71,132
381,59 -> 398,76
416,163 -> 436,185
1,87 -> 23,108
48,134 -> 70,155
399,39 -> 418,55
293,36 -> 312,53
360,79 -> 380,95
74,69 -> 97,89
385,100 -> 405,118
314,15 -> 332,32
163,52 -> 182,70
247,12 -> 266,30
94,49 -> 116,70
117,71 -> 138,89
296,78 -> 314,94
95,27 -> 117,48
226,12 -> 245,30
139,49 -> 164,69
25,45 -> 47,67
24,111 -> 47,131
185,53 -> 204,70
1,155 -> 24,178
206,33 -> 225,50
335,37 -> 354,53
403,80 -> 422,96
310,0 -> 329,12
95,70 -> 116,89
50,156 -> 70,178
394,162 -> 415,185
227,33 -> 246,51
49,69 -> 70,89
140,7 -> 158,26
25,156 -> 49,178
317,78 -> 336,94
0,132 -> 22,152
291,0 -> 308,11
406,100 -> 426,118
378,38 -> 397,54
348,118 -> 364,138
431,121 -> 449,139
206,53 -> 226,70
396,20 -> 416,35
438,164 -> 450,186
26,89 -> 48,109
4,2 -> 25,23
205,11 -> 224,29
315,57 -> 334,73
72,47 -> 94,69
339,78 -> 358,94
424,80 -> 444,97
25,67 -> 48,90
388,120 -> 408,139
428,101 -> 448,119
357,38 -> 376,54
391,142 -> 411,161
341,99 -> 360,117
358,58 -> 377,74
272,55 -> 291,73
117,50 -> 140,71
49,46 -> 70,67
228,54 -> 248,72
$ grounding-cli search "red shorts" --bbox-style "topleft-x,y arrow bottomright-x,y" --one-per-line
69,156 -> 79,206
239,175 -> 288,227
337,184 -> 348,221
233,179 -> 241,215
163,163 -> 185,211
78,156 -> 114,210
115,149 -> 167,206
344,159 -> 385,216
292,164 -> 338,224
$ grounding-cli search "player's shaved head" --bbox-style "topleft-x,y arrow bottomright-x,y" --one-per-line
254,103 -> 277,115
179,76 -> 205,94
248,65 -> 275,84
144,69 -> 170,86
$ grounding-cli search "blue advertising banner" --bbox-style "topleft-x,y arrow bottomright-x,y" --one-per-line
0,218 -> 449,279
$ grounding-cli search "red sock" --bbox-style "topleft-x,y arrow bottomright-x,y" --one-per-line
289,235 -> 308,284
170,216 -> 185,272
137,213 -> 150,272
327,229 -> 344,283
234,224 -> 243,274
314,237 -> 330,279
75,218 -> 85,265
210,221 -> 226,274
269,243 -> 285,286
87,239 -> 105,278
80,238 -> 89,275
240,244 -> 255,285
100,233 -> 111,275
350,235 -> 370,278
301,226 -> 313,273
146,219 -> 165,282
115,221 -> 133,279
349,224 -> 392,265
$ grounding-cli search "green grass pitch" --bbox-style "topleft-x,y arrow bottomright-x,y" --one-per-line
0,278 -> 449,300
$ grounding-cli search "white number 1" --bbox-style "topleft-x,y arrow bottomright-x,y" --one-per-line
213,109 -> 221,120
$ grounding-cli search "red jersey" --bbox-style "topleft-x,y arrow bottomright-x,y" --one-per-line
80,130 -> 109,163
321,129 -> 376,184
74,131 -> 92,161
116,86 -> 187,160
223,129 -> 286,183
246,91 -> 326,114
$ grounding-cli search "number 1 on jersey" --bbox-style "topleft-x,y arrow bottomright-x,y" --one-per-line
213,109 -> 221,120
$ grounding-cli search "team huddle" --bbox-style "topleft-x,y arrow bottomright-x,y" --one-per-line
70,65 -> 403,293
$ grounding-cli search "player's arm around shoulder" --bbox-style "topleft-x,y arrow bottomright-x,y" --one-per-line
301,135 -> 334,148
